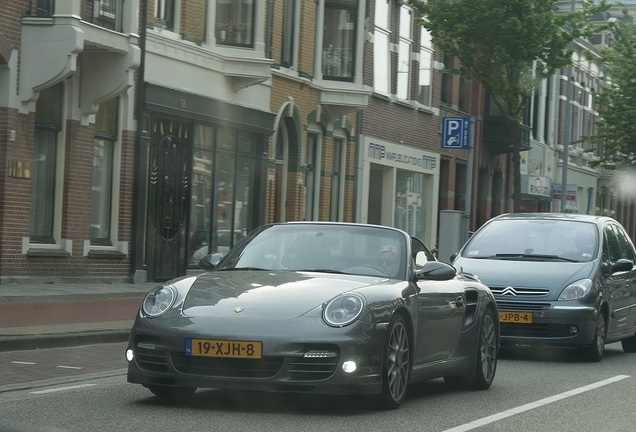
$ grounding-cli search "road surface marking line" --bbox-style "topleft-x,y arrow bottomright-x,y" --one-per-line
57,365 -> 83,370
442,375 -> 630,432
30,383 -> 96,394
11,361 -> 36,365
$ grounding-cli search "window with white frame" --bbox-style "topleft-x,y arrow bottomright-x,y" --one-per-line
373,0 -> 391,94
31,83 -> 64,244
154,0 -> 176,31
418,26 -> 433,107
91,98 -> 119,246
322,0 -> 358,81
281,0 -> 297,67
216,0 -> 255,47
397,5 -> 413,100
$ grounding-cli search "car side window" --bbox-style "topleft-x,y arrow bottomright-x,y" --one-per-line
612,223 -> 636,263
604,224 -> 623,263
411,237 -> 435,265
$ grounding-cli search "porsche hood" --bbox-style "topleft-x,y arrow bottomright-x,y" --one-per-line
181,270 -> 386,318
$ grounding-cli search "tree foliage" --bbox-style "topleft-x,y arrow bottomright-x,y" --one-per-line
408,0 -> 609,212
585,8 -> 636,170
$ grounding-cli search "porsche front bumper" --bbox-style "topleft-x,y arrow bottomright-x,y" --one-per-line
126,317 -> 390,396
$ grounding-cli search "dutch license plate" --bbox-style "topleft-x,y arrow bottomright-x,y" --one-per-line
499,311 -> 533,324
185,338 -> 262,359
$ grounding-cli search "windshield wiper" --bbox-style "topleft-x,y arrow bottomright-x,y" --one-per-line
222,267 -> 268,271
296,268 -> 346,274
493,253 -> 578,262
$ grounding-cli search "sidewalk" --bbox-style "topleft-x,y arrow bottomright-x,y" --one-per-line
0,281 -> 158,352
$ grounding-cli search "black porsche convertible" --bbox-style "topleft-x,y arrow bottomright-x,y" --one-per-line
126,222 -> 499,409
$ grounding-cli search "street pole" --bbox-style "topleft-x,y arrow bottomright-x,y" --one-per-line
560,0 -> 576,212
464,118 -> 474,244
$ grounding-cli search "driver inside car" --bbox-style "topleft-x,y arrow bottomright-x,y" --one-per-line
377,245 -> 400,277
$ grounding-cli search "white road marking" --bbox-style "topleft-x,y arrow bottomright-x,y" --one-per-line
57,365 -> 83,370
30,384 -> 96,395
11,361 -> 36,365
442,375 -> 631,432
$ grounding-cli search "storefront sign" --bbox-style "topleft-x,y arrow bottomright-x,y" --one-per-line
551,184 -> 577,201
522,176 -> 551,198
366,140 -> 437,172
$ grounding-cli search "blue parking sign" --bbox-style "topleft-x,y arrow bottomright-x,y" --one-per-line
441,117 -> 470,149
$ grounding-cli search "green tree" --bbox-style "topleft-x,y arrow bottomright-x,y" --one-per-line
409,0 -> 609,212
585,7 -> 636,169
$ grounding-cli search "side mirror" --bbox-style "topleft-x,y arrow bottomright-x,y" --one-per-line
415,261 -> 456,281
450,252 -> 458,263
199,253 -> 224,270
612,258 -> 634,274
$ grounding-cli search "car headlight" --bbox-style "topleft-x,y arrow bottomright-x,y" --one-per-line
558,278 -> 593,301
323,293 -> 365,327
142,284 -> 177,317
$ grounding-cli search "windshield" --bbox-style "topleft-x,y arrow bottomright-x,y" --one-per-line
462,219 -> 598,263
216,223 -> 408,279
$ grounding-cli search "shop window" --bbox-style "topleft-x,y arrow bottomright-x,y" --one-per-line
394,169 -> 425,239
30,84 -> 63,244
188,125 -> 214,265
322,0 -> 358,81
216,0 -> 255,47
91,98 -> 119,246
214,128 -> 256,253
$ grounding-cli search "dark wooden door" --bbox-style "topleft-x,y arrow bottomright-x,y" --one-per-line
146,119 -> 192,280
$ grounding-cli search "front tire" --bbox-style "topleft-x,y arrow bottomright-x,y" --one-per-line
378,314 -> 410,409
621,333 -> 636,353
471,308 -> 498,389
445,308 -> 498,389
581,311 -> 606,362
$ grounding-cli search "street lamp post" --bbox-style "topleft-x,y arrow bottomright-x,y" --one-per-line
560,0 -> 576,212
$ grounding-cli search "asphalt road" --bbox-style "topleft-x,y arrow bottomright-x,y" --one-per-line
1,342 -> 635,432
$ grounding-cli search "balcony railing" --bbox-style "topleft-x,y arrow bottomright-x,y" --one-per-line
23,1 -> 124,33
82,0 -> 122,32
24,0 -> 54,17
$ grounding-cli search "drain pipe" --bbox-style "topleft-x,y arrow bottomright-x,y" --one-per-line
266,0 -> 275,59
131,0 -> 148,282
354,109 -> 364,223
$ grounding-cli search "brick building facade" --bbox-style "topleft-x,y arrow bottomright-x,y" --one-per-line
2,0 -> 635,285
0,1 -> 139,284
